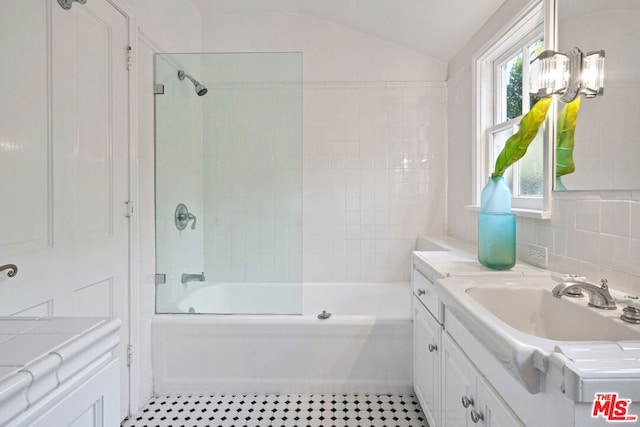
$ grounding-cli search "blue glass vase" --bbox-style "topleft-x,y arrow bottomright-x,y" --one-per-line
478,176 -> 516,270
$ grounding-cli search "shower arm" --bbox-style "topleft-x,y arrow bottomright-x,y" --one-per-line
178,70 -> 197,85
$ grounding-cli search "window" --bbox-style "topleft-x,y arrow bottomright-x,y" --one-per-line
473,1 -> 552,216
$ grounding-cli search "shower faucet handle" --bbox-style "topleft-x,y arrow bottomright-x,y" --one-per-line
175,203 -> 197,231
186,212 -> 197,230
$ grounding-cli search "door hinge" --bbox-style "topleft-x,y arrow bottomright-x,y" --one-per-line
124,200 -> 134,217
127,344 -> 133,367
126,46 -> 133,71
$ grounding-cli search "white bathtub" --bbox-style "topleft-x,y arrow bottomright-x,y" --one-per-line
152,282 -> 413,395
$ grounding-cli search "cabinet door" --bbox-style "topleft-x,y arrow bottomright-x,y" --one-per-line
441,333 -> 477,427
475,378 -> 524,427
413,299 -> 441,427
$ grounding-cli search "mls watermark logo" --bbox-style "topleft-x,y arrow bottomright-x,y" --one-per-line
592,393 -> 638,422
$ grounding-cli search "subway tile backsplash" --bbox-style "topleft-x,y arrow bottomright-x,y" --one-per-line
516,193 -> 640,295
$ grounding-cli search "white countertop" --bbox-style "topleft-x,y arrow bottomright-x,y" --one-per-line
413,235 -> 548,280
0,317 -> 120,425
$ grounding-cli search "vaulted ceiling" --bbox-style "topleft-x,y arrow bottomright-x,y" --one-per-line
191,0 -> 507,62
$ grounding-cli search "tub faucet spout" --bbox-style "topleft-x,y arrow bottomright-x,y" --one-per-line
552,278 -> 616,310
181,272 -> 206,284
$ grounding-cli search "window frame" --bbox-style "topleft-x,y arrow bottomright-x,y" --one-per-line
470,0 -> 556,219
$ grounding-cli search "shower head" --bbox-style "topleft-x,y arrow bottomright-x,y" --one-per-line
178,70 -> 208,96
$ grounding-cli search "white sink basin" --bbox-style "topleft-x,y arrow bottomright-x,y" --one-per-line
466,286 -> 640,342
436,277 -> 640,394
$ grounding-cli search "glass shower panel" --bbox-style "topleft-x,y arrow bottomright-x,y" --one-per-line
154,52 -> 303,315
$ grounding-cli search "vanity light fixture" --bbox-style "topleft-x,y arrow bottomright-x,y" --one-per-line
529,47 -> 605,102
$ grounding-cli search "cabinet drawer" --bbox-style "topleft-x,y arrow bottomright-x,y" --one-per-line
413,268 -> 441,322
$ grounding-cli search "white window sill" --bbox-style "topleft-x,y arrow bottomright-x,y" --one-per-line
464,205 -> 552,220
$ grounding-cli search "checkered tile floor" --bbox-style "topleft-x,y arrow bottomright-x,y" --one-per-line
121,394 -> 428,427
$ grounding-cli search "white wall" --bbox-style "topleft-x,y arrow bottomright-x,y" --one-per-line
135,0 -> 203,409
135,0 -> 203,53
446,0 -> 640,294
202,13 -> 447,82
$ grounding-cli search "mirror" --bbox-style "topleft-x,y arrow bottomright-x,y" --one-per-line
556,0 -> 640,190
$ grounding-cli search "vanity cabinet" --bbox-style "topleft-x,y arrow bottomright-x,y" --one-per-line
412,265 -> 523,427
413,298 -> 441,427
441,333 -> 523,427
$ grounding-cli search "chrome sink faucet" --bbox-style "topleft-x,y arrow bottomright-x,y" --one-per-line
552,278 -> 617,310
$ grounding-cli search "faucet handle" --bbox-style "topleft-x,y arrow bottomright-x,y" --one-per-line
600,278 -> 609,290
187,212 -> 197,230
618,295 -> 640,310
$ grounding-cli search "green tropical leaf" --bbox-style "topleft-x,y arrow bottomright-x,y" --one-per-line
492,97 -> 552,178
556,97 -> 581,177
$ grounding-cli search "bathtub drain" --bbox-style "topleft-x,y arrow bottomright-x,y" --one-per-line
317,310 -> 332,319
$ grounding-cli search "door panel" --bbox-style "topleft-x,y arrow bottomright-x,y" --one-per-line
0,0 -> 131,419
0,1 -> 51,257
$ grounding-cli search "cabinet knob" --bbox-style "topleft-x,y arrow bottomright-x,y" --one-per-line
417,288 -> 426,296
461,396 -> 474,408
428,343 -> 438,352
470,409 -> 485,423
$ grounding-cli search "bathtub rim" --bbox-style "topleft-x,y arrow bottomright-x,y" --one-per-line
152,313 -> 412,326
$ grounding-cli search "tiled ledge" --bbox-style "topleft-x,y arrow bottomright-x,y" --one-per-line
0,317 -> 120,425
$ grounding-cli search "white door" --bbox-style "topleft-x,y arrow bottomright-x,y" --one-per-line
0,0 -> 131,419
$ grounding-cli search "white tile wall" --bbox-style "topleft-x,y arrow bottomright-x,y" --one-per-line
198,80 -> 446,284
303,82 -> 447,282
538,192 -> 640,294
